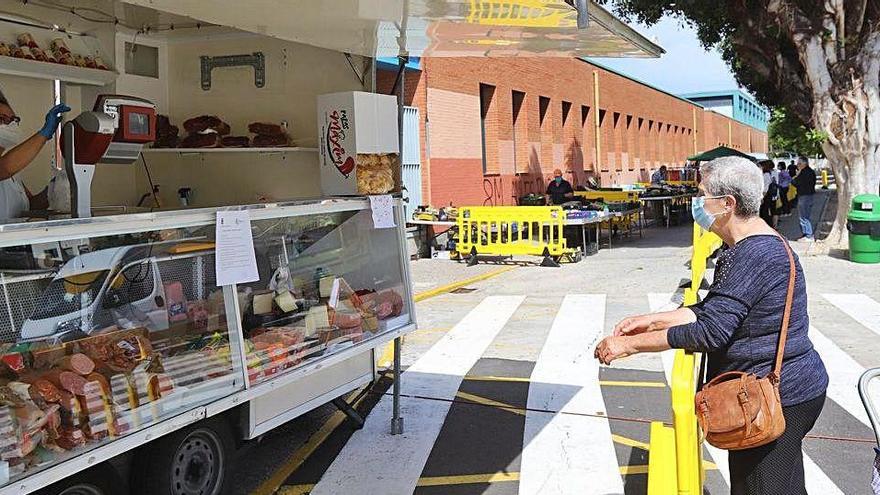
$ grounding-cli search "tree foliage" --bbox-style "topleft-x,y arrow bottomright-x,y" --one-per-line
596,0 -> 880,128
768,107 -> 826,157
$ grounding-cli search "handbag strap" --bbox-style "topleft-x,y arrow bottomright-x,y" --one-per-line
771,233 -> 797,382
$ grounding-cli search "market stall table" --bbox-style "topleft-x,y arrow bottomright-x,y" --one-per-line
407,219 -> 456,258
640,194 -> 692,228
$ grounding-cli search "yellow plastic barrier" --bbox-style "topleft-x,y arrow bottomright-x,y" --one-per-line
467,0 -> 576,28
648,223 -> 722,494
456,206 -> 578,266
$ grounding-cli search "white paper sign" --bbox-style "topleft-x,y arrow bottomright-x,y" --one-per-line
328,278 -> 341,308
369,194 -> 396,229
215,211 -> 259,286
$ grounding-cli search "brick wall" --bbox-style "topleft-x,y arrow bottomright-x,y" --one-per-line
380,58 -> 768,207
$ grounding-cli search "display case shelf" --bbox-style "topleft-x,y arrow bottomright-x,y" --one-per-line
0,55 -> 117,86
142,147 -> 318,154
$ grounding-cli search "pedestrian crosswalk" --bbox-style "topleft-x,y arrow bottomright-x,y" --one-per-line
300,291 -> 880,495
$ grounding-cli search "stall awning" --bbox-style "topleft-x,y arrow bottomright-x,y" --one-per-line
120,0 -> 663,58
688,146 -> 758,162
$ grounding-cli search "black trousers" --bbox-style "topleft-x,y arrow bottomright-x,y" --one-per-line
729,393 -> 825,495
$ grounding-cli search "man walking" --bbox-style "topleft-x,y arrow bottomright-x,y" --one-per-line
792,156 -> 817,241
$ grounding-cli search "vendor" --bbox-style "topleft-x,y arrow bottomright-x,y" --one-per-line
545,168 -> 574,205
0,88 -> 69,221
651,165 -> 668,184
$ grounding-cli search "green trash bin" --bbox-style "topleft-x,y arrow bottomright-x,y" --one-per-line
847,194 -> 880,263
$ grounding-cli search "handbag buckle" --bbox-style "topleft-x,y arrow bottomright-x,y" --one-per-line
737,390 -> 749,404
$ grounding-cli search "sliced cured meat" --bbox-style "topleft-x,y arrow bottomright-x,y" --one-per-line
30,379 -> 61,404
60,353 -> 96,376
248,122 -> 286,136
45,370 -> 89,396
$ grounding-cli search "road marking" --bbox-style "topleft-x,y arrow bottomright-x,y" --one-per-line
809,325 -> 869,426
520,294 -> 624,494
611,433 -> 650,451
462,375 -> 666,388
309,296 -> 525,495
802,450 -> 845,495
822,294 -> 880,336
250,391 -> 359,495
456,390 -> 526,416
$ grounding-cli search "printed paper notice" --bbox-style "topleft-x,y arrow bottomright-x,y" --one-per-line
328,278 -> 341,308
215,211 -> 259,286
369,194 -> 396,229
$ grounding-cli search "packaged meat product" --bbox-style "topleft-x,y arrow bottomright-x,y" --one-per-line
356,153 -> 397,194
1,353 -> 26,375
50,38 -> 70,55
30,47 -> 50,62
73,54 -> 87,67
221,136 -> 250,148
180,133 -> 220,148
55,52 -> 74,66
59,354 -> 96,376
16,33 -> 38,49
0,43 -> 11,57
12,46 -> 34,60
83,56 -> 98,69
183,115 -> 224,134
164,282 -> 188,323
94,57 -> 109,70
252,134 -> 289,147
248,122 -> 286,136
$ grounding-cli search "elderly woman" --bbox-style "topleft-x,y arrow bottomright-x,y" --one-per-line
595,156 -> 827,494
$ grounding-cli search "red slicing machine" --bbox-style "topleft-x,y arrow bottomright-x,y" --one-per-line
61,95 -> 156,218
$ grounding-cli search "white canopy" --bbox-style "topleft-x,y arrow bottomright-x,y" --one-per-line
120,0 -> 663,58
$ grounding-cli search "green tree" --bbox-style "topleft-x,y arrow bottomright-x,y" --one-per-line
768,108 -> 826,158
598,0 -> 880,247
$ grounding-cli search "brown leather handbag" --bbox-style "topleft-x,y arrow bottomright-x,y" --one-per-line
694,234 -> 796,451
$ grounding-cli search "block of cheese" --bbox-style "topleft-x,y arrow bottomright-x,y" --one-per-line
274,291 -> 298,313
319,276 -> 335,298
305,305 -> 330,337
253,292 -> 274,315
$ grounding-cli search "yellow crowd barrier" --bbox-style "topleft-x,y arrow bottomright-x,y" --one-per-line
467,0 -> 577,28
456,206 -> 579,267
648,223 -> 722,494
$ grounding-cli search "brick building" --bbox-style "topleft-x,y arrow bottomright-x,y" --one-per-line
379,58 -> 768,208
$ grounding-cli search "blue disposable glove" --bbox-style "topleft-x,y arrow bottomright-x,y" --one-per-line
39,103 -> 71,139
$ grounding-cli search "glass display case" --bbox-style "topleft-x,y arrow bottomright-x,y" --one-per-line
0,198 -> 414,488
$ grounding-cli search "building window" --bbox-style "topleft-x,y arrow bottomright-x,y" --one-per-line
479,83 -> 496,175
561,101 -> 572,127
539,96 -> 550,127
512,90 -> 526,173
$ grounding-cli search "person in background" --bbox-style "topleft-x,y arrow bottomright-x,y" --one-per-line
545,168 -> 574,205
788,160 -> 798,180
651,165 -> 668,185
0,88 -> 69,222
777,162 -> 792,215
759,160 -> 779,228
595,156 -> 827,495
791,156 -> 817,241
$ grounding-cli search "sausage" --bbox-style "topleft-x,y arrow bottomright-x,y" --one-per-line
85,373 -> 111,397
50,38 -> 70,55
45,370 -> 89,396
60,354 -> 96,376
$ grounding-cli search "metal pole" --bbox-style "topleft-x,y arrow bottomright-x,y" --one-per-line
391,53 -> 407,436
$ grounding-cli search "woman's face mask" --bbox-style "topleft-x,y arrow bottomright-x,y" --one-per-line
0,123 -> 22,151
691,195 -> 730,231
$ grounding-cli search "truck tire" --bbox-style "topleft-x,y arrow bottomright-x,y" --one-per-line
131,417 -> 234,495
36,463 -> 123,495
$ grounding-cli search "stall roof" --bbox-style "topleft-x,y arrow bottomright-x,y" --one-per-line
688,146 -> 758,163
120,0 -> 663,58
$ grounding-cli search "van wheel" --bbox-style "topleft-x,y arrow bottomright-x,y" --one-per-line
131,418 -> 234,495
36,463 -> 123,495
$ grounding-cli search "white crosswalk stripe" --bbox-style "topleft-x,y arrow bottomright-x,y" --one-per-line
519,294 -> 623,495
310,295 -> 524,495
822,293 -> 880,337
303,291 -> 872,494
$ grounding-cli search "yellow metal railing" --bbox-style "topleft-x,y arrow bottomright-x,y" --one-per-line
456,206 -> 577,264
648,223 -> 722,494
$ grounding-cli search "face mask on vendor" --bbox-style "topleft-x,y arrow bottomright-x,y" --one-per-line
0,122 -> 21,151
554,176 -> 563,184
